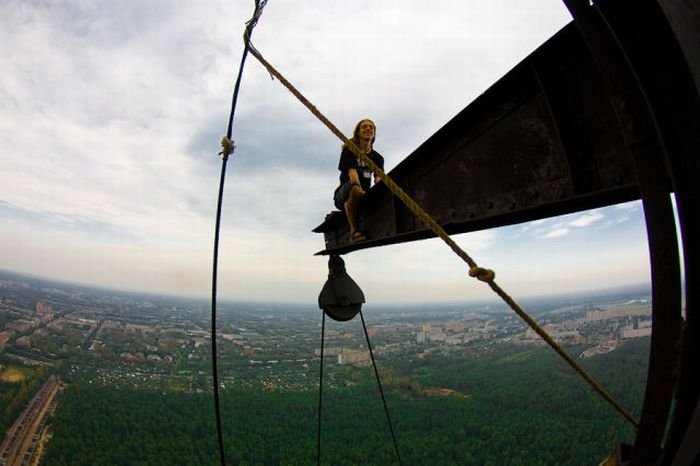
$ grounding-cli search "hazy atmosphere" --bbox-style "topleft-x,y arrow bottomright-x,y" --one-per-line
1,1 -> 654,303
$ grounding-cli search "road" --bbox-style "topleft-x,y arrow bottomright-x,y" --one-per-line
0,376 -> 60,466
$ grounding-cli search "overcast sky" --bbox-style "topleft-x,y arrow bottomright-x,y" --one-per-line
0,1 -> 655,304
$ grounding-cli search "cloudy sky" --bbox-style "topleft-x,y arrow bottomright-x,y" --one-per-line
0,1 -> 655,304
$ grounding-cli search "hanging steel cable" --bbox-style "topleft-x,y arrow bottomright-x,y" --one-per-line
359,311 -> 403,466
316,310 -> 403,466
210,2 -> 268,465
317,313 -> 326,466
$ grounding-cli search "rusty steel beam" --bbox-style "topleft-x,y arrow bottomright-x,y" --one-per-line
314,21 -> 642,255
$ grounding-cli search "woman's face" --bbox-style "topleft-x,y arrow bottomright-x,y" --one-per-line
357,120 -> 375,142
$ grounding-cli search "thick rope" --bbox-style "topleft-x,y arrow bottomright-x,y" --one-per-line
245,40 -> 639,429
360,311 -> 404,465
211,3 -> 268,466
317,312 -> 326,466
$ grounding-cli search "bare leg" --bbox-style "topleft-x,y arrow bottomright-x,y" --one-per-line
344,185 -> 364,236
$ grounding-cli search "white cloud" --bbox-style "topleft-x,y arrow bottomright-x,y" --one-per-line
542,228 -> 569,239
569,211 -> 604,227
614,200 -> 642,212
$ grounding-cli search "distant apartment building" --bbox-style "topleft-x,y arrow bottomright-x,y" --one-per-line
313,346 -> 370,367
220,333 -> 243,345
620,327 -> 652,339
126,323 -> 156,334
445,336 -> 463,346
417,327 -> 482,345
446,321 -> 465,332
35,301 -> 53,313
314,347 -> 343,357
101,320 -> 123,330
338,349 -> 370,367
524,326 -> 581,344
585,307 -> 651,321
6,320 -> 32,333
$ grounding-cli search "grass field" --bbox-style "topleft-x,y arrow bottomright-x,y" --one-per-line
0,366 -> 30,383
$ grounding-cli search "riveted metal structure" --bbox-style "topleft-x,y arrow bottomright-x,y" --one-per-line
314,1 -> 699,464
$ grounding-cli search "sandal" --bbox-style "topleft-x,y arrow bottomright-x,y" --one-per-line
350,231 -> 367,242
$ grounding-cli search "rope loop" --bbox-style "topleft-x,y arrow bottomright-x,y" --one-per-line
469,266 -> 495,282
220,136 -> 236,157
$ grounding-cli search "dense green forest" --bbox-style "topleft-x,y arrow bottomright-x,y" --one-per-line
42,339 -> 648,465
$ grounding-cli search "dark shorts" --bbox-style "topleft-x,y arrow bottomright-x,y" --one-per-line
333,181 -> 354,210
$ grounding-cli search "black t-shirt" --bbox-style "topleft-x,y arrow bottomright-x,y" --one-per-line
338,147 -> 384,191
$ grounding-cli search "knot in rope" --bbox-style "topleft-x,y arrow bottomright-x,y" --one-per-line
220,136 -> 235,157
469,266 -> 495,282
